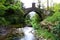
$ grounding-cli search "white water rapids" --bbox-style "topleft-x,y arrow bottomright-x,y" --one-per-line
20,26 -> 36,40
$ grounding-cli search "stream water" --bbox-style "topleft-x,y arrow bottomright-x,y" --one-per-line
20,26 -> 36,40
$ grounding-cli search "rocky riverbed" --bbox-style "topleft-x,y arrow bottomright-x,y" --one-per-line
0,26 -> 46,40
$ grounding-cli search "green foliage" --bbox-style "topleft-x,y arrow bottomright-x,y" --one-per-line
0,0 -> 6,4
51,22 -> 60,40
41,4 -> 60,40
0,0 -> 25,27
25,14 -> 31,25
44,12 -> 60,22
36,29 -> 56,40
0,17 -> 10,25
31,14 -> 41,29
53,3 -> 60,11
31,13 -> 57,40
32,14 -> 41,23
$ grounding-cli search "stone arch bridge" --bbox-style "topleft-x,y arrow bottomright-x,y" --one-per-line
23,3 -> 47,21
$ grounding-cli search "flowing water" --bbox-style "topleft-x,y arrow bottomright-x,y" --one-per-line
20,26 -> 36,40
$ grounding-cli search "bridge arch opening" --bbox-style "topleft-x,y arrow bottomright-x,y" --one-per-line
24,11 -> 43,21
25,11 -> 41,25
28,11 -> 35,19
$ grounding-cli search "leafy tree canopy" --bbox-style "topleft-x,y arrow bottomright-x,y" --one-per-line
0,0 -> 25,27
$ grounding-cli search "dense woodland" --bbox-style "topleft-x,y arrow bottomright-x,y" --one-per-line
0,0 -> 60,40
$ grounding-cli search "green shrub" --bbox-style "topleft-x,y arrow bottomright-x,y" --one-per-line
45,12 -> 60,22
36,29 -> 56,40
0,0 -> 25,27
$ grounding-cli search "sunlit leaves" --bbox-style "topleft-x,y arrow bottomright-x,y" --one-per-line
45,12 -> 60,22
53,3 -> 60,11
